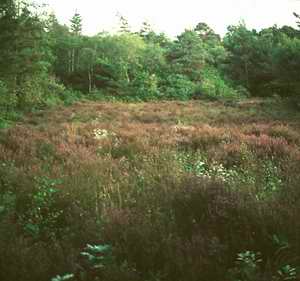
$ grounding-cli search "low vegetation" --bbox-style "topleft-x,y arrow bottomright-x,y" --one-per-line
0,99 -> 300,281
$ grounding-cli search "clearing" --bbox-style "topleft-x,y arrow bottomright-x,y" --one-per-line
1,99 -> 300,281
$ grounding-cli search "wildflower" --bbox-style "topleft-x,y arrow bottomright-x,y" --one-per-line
93,128 -> 117,141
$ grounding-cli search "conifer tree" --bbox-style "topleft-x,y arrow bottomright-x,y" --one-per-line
0,0 -> 51,103
69,11 -> 83,72
70,11 -> 82,35
117,13 -> 131,33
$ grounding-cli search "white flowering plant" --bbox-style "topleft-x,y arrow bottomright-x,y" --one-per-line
93,128 -> 116,140
176,152 -> 238,182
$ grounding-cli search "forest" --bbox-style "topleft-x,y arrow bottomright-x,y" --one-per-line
0,0 -> 300,114
1,0 -> 300,281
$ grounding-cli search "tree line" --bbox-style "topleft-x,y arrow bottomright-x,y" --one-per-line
0,0 -> 300,110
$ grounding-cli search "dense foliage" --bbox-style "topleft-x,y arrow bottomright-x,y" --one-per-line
0,0 -> 300,114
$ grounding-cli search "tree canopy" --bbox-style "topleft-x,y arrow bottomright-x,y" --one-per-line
0,0 -> 300,109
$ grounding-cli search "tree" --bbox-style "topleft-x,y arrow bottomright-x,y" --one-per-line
69,11 -> 83,73
294,12 -> 300,29
0,0 -> 53,106
272,35 -> 300,97
94,33 -> 146,94
194,22 -> 220,43
0,0 -> 18,83
223,21 -> 300,97
47,13 -> 72,78
279,25 -> 299,39
223,23 -> 258,90
193,23 -> 226,67
167,29 -> 208,81
117,13 -> 131,34
70,11 -> 82,35
139,21 -> 153,40
78,37 -> 98,92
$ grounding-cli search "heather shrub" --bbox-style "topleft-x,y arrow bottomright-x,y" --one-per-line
176,125 -> 226,150
108,140 -> 144,160
268,125 -> 300,145
243,134 -> 295,159
99,173 -> 300,281
0,100 -> 300,281
217,142 -> 254,168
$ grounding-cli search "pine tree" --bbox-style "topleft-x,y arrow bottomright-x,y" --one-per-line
0,0 -> 17,80
140,21 -> 152,38
194,22 -> 220,43
0,0 -> 50,88
70,11 -> 82,35
0,0 -> 52,107
117,13 -> 131,33
69,11 -> 83,72
47,13 -> 71,77
294,12 -> 300,29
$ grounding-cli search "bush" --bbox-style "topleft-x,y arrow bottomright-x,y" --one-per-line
164,74 -> 196,100
87,89 -> 117,102
12,76 -> 69,109
132,72 -> 160,100
0,80 -> 20,128
16,77 -> 45,109
59,89 -> 83,105
0,80 -> 18,110
40,78 -> 66,107
198,67 -> 245,101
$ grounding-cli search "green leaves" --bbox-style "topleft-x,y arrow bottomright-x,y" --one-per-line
199,67 -> 243,101
51,273 -> 74,281
70,12 -> 82,35
230,250 -> 298,281
80,244 -> 113,269
19,176 -> 64,239
224,23 -> 300,97
278,265 -> 297,280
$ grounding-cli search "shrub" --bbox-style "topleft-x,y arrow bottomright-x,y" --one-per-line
1,99 -> 300,281
16,77 -> 45,109
199,67 -> 244,101
88,89 -> 118,102
0,80 -> 18,110
15,77 -> 70,109
132,72 -> 160,100
228,250 -> 298,281
60,89 -> 83,106
164,74 -> 196,100
40,78 -> 66,107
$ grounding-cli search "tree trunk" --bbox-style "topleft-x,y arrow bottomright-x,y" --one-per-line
68,50 -> 71,74
245,60 -> 249,89
124,67 -> 130,83
88,70 -> 92,93
71,48 -> 75,72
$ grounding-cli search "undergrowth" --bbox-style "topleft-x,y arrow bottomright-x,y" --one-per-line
0,100 -> 299,281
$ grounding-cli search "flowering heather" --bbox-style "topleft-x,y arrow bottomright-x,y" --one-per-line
0,99 -> 300,281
